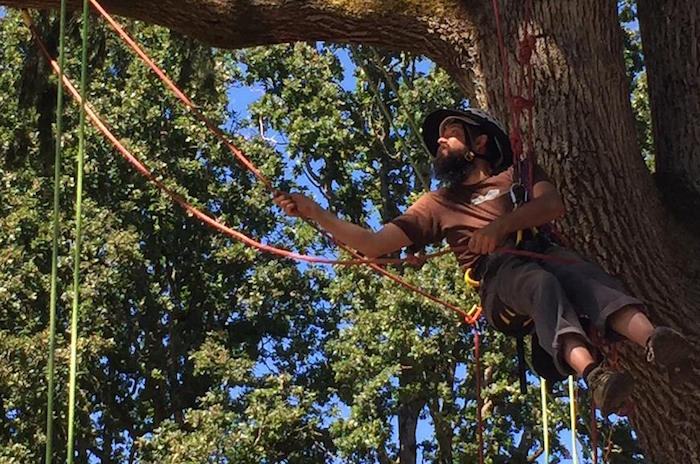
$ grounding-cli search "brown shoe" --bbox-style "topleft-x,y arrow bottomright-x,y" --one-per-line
586,365 -> 634,416
646,327 -> 693,381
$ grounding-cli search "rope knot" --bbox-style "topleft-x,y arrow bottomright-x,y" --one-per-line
510,95 -> 534,114
518,34 -> 537,65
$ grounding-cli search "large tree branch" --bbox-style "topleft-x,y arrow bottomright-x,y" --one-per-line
1,0 -> 480,97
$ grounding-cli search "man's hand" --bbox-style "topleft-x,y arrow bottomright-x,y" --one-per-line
273,191 -> 321,220
469,220 -> 507,255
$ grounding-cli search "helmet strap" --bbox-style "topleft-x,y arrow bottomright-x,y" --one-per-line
466,148 -> 491,162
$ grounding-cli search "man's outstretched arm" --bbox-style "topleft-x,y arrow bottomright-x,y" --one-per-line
274,192 -> 413,258
469,180 -> 565,254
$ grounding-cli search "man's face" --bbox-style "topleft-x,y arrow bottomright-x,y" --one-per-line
436,120 -> 469,159
432,120 -> 473,185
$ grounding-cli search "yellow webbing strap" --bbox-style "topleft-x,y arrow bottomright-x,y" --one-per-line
541,377 -> 549,463
569,375 -> 579,464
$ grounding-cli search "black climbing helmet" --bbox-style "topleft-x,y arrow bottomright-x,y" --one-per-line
422,108 -> 513,173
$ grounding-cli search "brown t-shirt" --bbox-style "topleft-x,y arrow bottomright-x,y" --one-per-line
391,166 -> 551,269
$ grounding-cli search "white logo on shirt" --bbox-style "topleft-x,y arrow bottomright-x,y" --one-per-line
471,189 -> 501,205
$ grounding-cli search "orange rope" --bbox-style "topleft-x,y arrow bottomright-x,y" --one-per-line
88,0 -> 579,320
24,13 -> 481,325
85,0 -> 489,323
474,326 -> 485,464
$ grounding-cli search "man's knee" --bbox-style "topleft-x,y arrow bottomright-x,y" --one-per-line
495,266 -> 563,314
526,270 -> 563,302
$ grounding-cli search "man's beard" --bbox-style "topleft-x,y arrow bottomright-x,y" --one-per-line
432,149 -> 475,188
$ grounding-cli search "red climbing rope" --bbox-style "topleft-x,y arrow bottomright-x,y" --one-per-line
474,326 -> 485,464
23,12 -> 482,325
489,2 -> 600,463
87,0 -> 576,318
492,3 -> 616,460
86,0 -> 493,323
491,0 -> 537,192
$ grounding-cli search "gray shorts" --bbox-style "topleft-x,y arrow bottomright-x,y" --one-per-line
479,244 -> 644,375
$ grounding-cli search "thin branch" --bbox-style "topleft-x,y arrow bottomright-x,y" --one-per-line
369,47 -> 433,161
350,45 -> 431,192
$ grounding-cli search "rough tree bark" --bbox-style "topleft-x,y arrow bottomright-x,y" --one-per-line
637,0 -> 700,231
2,0 -> 698,462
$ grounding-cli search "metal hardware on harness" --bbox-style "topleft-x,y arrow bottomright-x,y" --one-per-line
465,268 -> 481,288
467,304 -> 482,322
510,182 -> 528,208
464,256 -> 533,395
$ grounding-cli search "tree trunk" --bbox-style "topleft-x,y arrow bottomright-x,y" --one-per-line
472,2 -> 700,462
637,0 -> 700,231
398,366 -> 423,464
427,357 -> 455,463
3,0 -> 699,461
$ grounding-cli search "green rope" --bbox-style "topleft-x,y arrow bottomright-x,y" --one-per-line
540,377 -> 549,463
44,4 -> 68,463
569,375 -> 579,464
66,1 -> 90,461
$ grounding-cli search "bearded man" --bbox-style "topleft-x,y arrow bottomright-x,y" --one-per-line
274,108 -> 691,414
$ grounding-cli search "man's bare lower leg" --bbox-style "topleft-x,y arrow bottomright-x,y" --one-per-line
608,305 -> 654,347
561,333 -> 597,376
